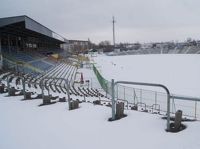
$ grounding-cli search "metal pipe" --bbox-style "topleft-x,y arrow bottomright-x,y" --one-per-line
111,79 -> 116,120
195,101 -> 197,119
171,95 -> 200,102
112,16 -> 116,47
155,92 -> 157,105
124,87 -> 125,100
22,77 -> 26,100
7,75 -> 10,91
133,88 -> 135,105
116,85 -> 118,99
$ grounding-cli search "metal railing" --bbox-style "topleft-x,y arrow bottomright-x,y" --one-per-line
111,80 -> 171,131
113,83 -> 200,120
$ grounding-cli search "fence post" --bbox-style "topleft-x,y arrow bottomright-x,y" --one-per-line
41,79 -> 44,99
167,94 -> 170,131
106,83 -> 108,97
140,89 -> 142,103
195,101 -> 197,119
155,91 -> 157,105
66,79 -> 71,110
48,84 -> 50,96
22,77 -> 26,100
124,87 -> 125,100
133,88 -> 135,104
7,76 -> 10,92
111,79 -> 116,120
117,85 -> 118,99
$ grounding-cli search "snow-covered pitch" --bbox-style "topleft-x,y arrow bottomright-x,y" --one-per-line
93,54 -> 200,97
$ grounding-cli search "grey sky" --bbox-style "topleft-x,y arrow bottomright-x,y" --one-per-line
1,0 -> 200,43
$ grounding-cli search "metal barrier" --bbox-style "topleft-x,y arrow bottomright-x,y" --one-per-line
40,77 -> 71,110
111,79 -> 171,131
170,95 -> 200,120
114,83 -> 200,120
2,72 -> 72,110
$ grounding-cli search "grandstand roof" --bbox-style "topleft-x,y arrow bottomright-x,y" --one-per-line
0,15 -> 66,43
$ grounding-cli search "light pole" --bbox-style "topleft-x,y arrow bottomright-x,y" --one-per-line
112,16 -> 116,48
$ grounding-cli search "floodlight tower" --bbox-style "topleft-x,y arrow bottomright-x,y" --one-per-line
112,16 -> 116,48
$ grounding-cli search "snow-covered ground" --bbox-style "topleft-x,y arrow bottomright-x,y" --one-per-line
1,94 -> 200,149
75,68 -> 102,89
93,54 -> 200,97
92,54 -> 200,119
1,54 -> 200,149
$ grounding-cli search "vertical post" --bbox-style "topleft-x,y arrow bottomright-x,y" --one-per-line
16,36 -> 18,51
8,35 -> 10,53
106,83 -> 108,97
7,76 -> 10,92
155,92 -> 157,105
167,94 -> 170,131
0,36 -> 2,70
111,79 -> 115,120
47,84 -> 50,96
116,85 -> 118,99
65,79 -> 71,110
41,80 -> 44,99
84,94 -> 86,101
140,89 -> 142,103
133,88 -> 135,105
22,77 -> 26,100
0,36 -> 1,52
124,87 -> 125,100
195,101 -> 197,119
112,16 -> 116,47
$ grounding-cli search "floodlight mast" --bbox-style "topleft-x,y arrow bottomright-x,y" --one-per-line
112,16 -> 116,48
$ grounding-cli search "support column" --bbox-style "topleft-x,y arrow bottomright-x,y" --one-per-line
7,35 -> 10,53
16,36 -> 18,51
0,36 -> 1,51
0,36 -> 2,69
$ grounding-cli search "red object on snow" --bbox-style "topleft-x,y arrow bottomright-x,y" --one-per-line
80,73 -> 84,84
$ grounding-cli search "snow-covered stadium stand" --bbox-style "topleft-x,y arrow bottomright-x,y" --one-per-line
108,46 -> 200,56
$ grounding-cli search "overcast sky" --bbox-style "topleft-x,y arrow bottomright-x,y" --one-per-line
1,0 -> 200,44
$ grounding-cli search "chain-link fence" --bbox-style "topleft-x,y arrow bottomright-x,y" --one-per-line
93,64 -> 200,120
